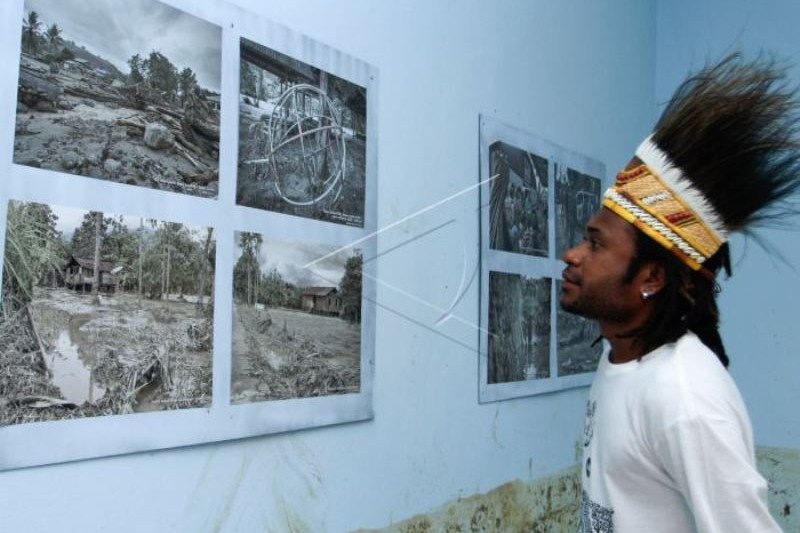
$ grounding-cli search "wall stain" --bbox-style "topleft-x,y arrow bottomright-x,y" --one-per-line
353,466 -> 581,533
356,446 -> 799,532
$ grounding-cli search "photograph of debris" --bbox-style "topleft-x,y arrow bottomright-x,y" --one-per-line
14,0 -> 221,198
487,271 -> 551,384
555,164 -> 601,258
489,141 -> 549,257
555,280 -> 603,376
231,232 -> 361,403
237,37 -> 367,227
0,200 -> 215,426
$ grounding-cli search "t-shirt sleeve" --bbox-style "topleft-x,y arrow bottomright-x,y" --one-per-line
654,416 -> 782,532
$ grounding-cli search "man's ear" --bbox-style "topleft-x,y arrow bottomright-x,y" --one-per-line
639,260 -> 666,297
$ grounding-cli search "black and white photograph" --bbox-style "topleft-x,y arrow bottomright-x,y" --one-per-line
555,164 -> 602,258
237,37 -> 367,227
555,280 -> 603,376
489,141 -> 549,257
14,0 -> 222,198
231,232 -> 361,403
488,271 -> 551,384
0,200 -> 215,426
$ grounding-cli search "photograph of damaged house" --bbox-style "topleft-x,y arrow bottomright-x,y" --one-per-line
14,0 -> 222,198
231,231 -> 362,404
0,200 -> 214,425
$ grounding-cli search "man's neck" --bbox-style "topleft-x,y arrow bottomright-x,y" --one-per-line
600,320 -> 649,364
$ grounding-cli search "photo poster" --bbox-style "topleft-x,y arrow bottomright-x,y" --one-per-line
478,115 -> 604,402
0,0 -> 377,471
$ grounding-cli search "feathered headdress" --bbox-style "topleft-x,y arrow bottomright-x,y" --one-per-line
603,54 -> 800,277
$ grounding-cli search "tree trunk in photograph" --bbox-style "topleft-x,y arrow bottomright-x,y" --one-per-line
165,246 -> 171,301
196,227 -> 213,310
138,218 -> 143,300
92,211 -> 102,305
489,273 -> 524,383
317,71 -> 330,183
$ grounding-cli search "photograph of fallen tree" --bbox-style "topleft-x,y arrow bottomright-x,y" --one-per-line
237,38 -> 367,227
231,232 -> 361,403
488,271 -> 551,384
0,200 -> 214,426
14,0 -> 221,198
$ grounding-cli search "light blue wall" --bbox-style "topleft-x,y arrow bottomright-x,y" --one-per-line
0,1 -> 657,531
656,0 -> 800,449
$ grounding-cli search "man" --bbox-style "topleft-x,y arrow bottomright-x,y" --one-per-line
561,55 -> 799,532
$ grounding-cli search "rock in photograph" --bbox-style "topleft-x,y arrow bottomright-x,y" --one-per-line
231,232 -> 361,403
14,0 -> 221,198
0,200 -> 215,426
237,38 -> 367,227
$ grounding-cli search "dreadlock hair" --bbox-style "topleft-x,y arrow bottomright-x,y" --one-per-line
621,54 -> 800,366
624,232 -> 729,367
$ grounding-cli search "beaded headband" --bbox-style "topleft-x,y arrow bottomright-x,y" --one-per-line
602,135 -> 727,272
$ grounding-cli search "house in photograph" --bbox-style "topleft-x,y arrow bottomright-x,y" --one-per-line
302,286 -> 342,315
63,256 -> 121,294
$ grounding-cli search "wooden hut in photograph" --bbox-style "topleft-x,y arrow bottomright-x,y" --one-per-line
63,256 -> 119,294
302,286 -> 342,316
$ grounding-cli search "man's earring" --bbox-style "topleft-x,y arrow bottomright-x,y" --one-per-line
641,290 -> 652,300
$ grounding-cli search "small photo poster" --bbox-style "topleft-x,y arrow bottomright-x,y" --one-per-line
479,115 -> 605,402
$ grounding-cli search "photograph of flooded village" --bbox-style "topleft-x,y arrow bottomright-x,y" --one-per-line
488,271 -> 551,384
0,200 -> 214,426
231,232 -> 361,403
14,0 -> 221,198
237,38 -> 367,227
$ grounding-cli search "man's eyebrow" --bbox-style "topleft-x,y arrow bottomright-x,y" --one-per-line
586,225 -> 601,236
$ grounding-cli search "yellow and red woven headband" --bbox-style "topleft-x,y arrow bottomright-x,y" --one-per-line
602,135 -> 728,272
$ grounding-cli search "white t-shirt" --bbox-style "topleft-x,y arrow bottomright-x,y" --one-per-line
580,332 -> 781,532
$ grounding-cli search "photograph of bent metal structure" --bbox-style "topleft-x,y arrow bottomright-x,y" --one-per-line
0,200 -> 215,426
489,141 -> 549,257
236,37 -> 367,227
231,232 -> 362,403
14,0 -> 222,198
488,271 -> 551,384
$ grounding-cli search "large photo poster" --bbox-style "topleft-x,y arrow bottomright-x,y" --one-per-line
0,0 -> 377,471
479,115 -> 605,402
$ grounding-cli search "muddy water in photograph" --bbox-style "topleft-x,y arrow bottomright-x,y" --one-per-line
49,329 -> 104,404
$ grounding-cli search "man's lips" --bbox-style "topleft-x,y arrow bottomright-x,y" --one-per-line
562,270 -> 580,286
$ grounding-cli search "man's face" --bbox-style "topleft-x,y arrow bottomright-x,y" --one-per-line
559,207 -> 645,324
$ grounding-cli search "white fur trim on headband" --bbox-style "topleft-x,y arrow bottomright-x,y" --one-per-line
635,135 -> 729,241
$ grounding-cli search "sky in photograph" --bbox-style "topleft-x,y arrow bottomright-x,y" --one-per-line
234,232 -> 354,288
47,202 -> 204,242
24,0 -> 221,92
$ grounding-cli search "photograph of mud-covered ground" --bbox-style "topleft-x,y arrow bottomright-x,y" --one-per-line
237,38 -> 367,227
555,280 -> 602,376
0,201 -> 215,426
14,0 -> 221,198
231,232 -> 361,403
555,164 -> 601,257
488,271 -> 551,384
489,141 -> 549,257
